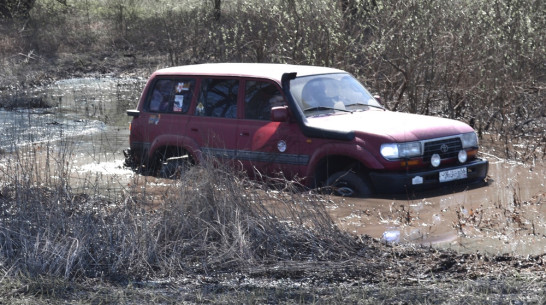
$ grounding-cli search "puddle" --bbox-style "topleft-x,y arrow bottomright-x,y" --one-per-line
45,77 -> 145,127
0,77 -> 545,257
1,77 -> 145,150
327,158 -> 545,256
0,109 -> 105,151
0,77 -> 145,196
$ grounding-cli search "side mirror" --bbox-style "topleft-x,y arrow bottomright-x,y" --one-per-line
127,109 -> 140,117
271,106 -> 289,122
373,95 -> 382,104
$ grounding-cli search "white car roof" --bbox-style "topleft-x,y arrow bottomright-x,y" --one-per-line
154,63 -> 345,82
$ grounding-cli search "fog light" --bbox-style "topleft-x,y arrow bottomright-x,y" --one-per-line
431,153 -> 441,167
458,150 -> 468,163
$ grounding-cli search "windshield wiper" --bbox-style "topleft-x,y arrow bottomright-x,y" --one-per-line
304,106 -> 352,113
345,103 -> 385,110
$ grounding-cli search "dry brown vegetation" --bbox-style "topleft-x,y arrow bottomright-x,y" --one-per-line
0,153 -> 352,280
0,0 -> 545,303
1,148 -> 545,304
2,0 -> 544,161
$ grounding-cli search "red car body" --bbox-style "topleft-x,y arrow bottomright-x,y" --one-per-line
125,63 -> 488,196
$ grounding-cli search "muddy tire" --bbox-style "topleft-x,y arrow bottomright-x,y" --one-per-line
159,156 -> 190,179
325,171 -> 372,197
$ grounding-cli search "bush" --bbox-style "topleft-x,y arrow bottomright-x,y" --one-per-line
0,0 -> 36,20
1,0 -> 544,160
0,149 -> 359,280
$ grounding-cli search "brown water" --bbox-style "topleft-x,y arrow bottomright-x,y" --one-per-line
327,157 -> 545,256
1,77 -> 544,257
0,77 -> 142,196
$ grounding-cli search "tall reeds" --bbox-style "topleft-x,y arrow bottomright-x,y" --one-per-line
0,148 -> 359,281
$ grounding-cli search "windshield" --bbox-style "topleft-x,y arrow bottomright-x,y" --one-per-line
289,73 -> 383,117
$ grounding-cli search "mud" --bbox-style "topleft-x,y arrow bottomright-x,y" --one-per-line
328,158 -> 545,256
1,77 -> 544,257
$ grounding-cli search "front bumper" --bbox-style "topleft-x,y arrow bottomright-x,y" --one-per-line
369,158 -> 489,194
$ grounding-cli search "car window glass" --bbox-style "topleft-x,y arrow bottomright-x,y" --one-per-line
290,73 -> 381,116
196,78 -> 239,118
244,81 -> 284,120
147,79 -> 195,113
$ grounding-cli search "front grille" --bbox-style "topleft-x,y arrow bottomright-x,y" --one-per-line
423,137 -> 462,160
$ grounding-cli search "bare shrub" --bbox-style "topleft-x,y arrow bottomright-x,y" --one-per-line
1,0 -> 544,160
350,0 -> 545,160
0,148 -> 360,280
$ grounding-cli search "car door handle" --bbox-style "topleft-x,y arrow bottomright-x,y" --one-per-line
191,128 -> 198,132
240,131 -> 250,136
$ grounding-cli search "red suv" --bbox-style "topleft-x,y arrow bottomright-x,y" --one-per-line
125,63 -> 488,197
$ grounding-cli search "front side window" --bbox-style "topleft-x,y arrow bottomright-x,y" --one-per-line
289,73 -> 382,117
147,79 -> 195,113
196,78 -> 239,118
244,80 -> 284,120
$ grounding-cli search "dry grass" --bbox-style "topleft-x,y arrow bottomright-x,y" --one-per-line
0,150 -> 361,281
0,147 -> 545,304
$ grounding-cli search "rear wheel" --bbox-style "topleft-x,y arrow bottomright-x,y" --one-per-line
159,155 -> 190,179
325,171 -> 372,197
154,147 -> 192,179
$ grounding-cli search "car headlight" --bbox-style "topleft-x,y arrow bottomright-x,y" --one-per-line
461,132 -> 478,148
380,142 -> 422,160
380,143 -> 398,159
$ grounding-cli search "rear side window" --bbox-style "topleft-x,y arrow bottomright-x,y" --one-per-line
147,79 -> 195,113
244,80 -> 284,120
195,78 -> 239,118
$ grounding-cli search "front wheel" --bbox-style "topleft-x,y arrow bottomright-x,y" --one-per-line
325,171 -> 372,197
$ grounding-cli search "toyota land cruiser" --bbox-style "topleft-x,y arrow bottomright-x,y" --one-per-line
125,63 -> 488,197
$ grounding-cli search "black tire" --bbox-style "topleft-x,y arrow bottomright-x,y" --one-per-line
158,156 -> 190,179
325,171 -> 372,197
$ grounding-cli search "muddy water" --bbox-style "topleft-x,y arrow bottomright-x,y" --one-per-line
0,77 -> 144,194
1,77 -> 545,257
328,158 -> 545,256
1,77 -> 143,152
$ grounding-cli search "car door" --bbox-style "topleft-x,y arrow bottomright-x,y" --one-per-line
137,77 -> 195,159
188,78 -> 240,164
237,79 -> 307,180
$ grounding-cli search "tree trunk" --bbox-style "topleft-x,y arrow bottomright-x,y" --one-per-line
339,0 -> 377,20
213,0 -> 221,21
0,0 -> 36,20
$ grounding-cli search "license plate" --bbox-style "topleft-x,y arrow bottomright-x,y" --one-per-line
439,168 -> 467,183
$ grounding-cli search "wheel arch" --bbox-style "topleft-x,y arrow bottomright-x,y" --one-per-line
306,144 -> 383,189
149,135 -> 200,167
313,155 -> 365,187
